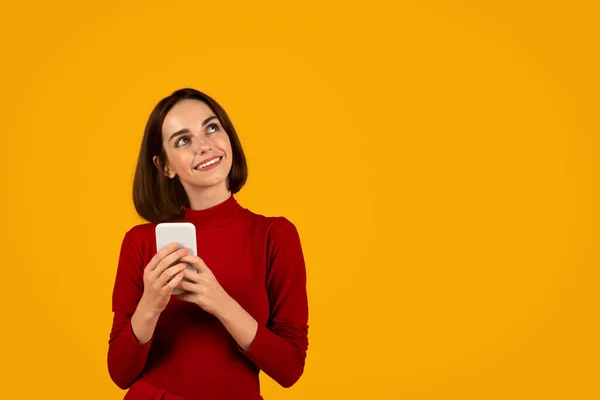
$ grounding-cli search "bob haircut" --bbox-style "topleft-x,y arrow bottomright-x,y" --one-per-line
132,88 -> 248,224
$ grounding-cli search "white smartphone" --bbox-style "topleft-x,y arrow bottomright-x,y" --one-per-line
155,222 -> 198,295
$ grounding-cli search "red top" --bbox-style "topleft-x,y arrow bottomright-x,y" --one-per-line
107,196 -> 309,400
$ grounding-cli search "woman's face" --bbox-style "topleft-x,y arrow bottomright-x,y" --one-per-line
156,99 -> 233,194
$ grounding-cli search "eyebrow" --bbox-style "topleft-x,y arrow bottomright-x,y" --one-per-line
168,115 -> 219,142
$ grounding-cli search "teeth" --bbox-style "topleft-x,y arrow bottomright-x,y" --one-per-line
196,157 -> 220,169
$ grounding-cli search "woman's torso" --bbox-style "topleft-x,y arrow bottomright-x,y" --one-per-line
126,207 -> 273,400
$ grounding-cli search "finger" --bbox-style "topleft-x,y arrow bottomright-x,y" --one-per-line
157,263 -> 188,287
166,269 -> 185,292
147,242 -> 180,272
179,255 -> 210,274
151,247 -> 190,279
177,292 -> 195,303
181,268 -> 201,282
178,279 -> 199,293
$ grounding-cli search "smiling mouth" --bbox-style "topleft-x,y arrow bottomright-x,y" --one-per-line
195,156 -> 222,170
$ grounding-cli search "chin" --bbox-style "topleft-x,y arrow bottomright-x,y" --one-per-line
199,177 -> 228,189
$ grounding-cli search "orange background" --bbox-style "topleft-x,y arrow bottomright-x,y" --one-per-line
0,1 -> 598,399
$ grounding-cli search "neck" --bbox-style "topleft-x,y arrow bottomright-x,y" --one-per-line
186,184 -> 231,210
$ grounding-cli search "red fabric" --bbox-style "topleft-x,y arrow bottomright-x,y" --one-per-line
125,379 -> 188,400
107,196 -> 309,400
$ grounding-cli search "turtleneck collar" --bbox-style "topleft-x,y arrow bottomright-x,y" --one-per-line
180,194 -> 243,229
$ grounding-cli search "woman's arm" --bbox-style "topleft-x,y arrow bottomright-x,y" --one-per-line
130,299 -> 161,344
215,297 -> 259,350
237,217 -> 309,388
107,229 -> 153,390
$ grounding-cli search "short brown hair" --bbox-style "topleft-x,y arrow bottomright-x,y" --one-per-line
132,88 -> 248,223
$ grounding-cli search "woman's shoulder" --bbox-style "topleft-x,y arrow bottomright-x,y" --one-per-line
120,221 -> 157,244
241,207 -> 300,239
242,206 -> 294,226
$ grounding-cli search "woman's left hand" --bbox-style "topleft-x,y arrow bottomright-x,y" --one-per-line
176,255 -> 232,316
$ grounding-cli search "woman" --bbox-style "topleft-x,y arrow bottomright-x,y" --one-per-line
107,88 -> 309,400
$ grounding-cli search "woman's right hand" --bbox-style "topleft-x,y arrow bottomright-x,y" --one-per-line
139,242 -> 190,315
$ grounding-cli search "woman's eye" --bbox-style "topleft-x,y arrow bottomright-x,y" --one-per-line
175,136 -> 191,147
207,123 -> 219,134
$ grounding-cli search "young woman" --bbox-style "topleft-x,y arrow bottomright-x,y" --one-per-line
107,88 -> 309,400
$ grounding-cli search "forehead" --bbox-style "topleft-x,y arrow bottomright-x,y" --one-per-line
162,99 -> 215,136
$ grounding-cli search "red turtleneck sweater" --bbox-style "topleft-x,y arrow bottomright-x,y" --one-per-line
107,196 -> 309,400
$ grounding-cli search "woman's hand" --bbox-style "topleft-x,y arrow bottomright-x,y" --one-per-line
139,243 -> 190,315
176,254 -> 259,350
176,255 -> 232,316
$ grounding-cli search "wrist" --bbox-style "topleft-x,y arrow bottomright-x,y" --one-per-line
137,296 -> 162,320
216,294 -> 238,322
131,297 -> 161,345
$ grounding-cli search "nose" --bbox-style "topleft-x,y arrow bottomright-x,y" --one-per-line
194,135 -> 212,153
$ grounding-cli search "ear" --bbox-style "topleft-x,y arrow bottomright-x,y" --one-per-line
153,156 -> 176,179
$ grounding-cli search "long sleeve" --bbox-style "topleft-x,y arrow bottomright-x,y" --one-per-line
241,217 -> 309,388
107,229 -> 153,389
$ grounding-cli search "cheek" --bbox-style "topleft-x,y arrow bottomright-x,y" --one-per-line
167,150 -> 193,171
217,136 -> 233,158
